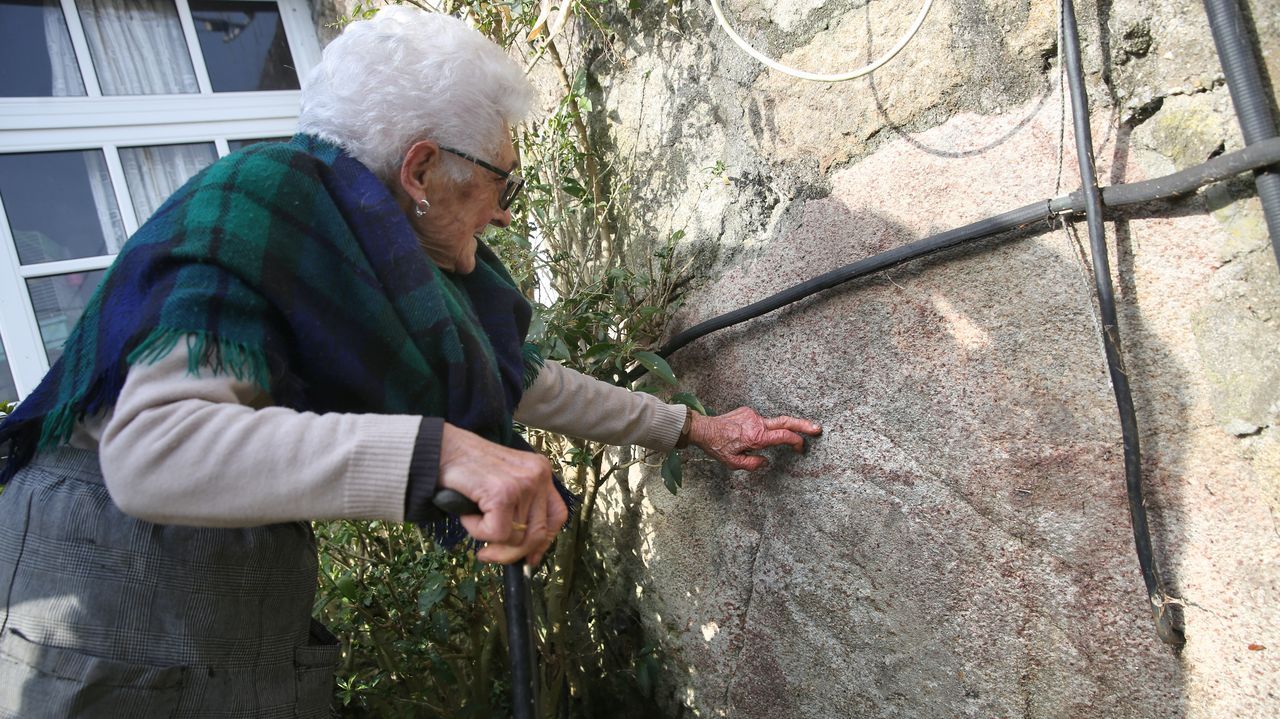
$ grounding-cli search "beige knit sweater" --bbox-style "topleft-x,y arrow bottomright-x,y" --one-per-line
68,342 -> 685,527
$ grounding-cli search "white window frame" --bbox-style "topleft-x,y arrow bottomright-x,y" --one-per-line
0,0 -> 321,400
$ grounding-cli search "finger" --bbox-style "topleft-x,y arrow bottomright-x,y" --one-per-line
508,525 -> 527,547
459,513 -> 503,547
507,494 -> 533,545
548,493 -> 569,532
522,492 -> 549,560
756,428 -> 806,452
763,415 -> 823,435
727,453 -> 768,471
461,520 -> 534,565
533,493 -> 568,566
465,499 -> 514,544
476,543 -> 527,565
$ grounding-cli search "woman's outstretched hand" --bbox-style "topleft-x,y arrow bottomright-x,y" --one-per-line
437,423 -> 567,566
687,407 -> 822,471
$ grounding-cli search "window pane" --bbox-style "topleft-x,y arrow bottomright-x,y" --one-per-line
76,0 -> 198,95
0,341 -> 17,405
0,150 -> 127,265
191,1 -> 299,92
0,0 -> 86,97
27,270 -> 106,365
226,136 -> 289,153
119,142 -> 218,222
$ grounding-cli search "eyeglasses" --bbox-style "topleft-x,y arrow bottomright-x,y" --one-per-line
438,145 -> 524,211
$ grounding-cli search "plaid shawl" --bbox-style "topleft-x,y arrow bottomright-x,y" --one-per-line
0,135 -> 546,510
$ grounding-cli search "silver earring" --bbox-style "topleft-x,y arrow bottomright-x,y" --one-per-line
414,198 -> 431,217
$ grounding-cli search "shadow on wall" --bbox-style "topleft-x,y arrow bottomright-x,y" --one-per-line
611,197 -> 1190,718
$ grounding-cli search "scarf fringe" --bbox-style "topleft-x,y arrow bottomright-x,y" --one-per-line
1,357 -> 129,482
35,360 -> 128,450
521,342 -> 545,390
2,329 -> 274,477
128,328 -> 273,390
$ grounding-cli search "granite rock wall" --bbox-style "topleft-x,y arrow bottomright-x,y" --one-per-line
584,1 -> 1279,717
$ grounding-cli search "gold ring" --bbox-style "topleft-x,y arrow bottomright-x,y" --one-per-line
512,521 -> 528,532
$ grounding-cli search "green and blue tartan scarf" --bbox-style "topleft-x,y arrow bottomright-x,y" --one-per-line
0,135 -> 556,532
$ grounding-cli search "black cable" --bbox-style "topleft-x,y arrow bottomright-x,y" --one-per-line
1062,0 -> 1182,647
648,137 -> 1280,365
654,200 -> 1054,360
1050,136 -> 1280,212
1203,0 -> 1280,269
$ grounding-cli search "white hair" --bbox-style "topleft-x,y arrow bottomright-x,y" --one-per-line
298,7 -> 534,183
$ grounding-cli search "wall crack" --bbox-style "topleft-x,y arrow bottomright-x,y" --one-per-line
721,532 -> 765,716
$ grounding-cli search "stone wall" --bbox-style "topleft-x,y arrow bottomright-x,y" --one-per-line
584,1 -> 1279,717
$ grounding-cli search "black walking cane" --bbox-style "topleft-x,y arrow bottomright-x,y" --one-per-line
432,488 -> 539,719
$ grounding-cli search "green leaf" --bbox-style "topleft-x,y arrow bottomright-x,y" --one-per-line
661,451 -> 682,495
417,583 -> 447,614
458,576 -> 477,603
337,575 -> 359,602
561,177 -> 588,199
670,392 -> 706,415
549,337 -> 570,361
634,351 -> 677,387
527,307 -> 547,343
582,341 -> 616,361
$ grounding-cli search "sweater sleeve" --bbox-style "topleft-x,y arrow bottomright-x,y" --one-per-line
514,361 -> 687,450
89,341 -> 426,527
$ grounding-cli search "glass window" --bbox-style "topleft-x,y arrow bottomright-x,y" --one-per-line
191,0 -> 300,92
0,150 -> 127,265
227,136 -> 289,153
27,270 -> 106,364
0,342 -> 17,405
0,0 -> 86,97
75,0 -> 199,95
119,142 -> 218,222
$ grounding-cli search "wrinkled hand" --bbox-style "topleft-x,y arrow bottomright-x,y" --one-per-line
437,423 -> 567,566
688,407 -> 822,471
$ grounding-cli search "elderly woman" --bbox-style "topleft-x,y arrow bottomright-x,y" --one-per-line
0,7 -> 820,717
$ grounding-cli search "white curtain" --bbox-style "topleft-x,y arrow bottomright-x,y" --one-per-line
43,0 -> 85,96
119,143 -> 217,222
75,0 -> 198,95
82,150 -> 127,253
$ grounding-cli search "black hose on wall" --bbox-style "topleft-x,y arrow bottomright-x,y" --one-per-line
1203,0 -> 1280,268
1053,137 -> 1280,211
657,201 -> 1055,358
1060,0 -> 1183,648
652,137 -> 1280,361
